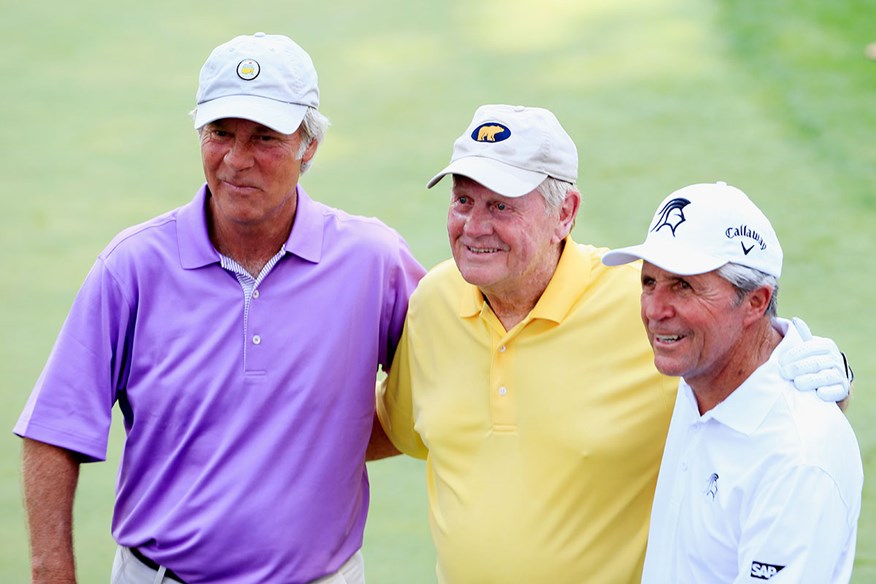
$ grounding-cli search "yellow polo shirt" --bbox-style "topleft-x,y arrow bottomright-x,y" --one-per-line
378,239 -> 677,583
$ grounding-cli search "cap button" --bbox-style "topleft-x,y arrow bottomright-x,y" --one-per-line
254,32 -> 266,37
716,180 -> 727,186
513,105 -> 525,112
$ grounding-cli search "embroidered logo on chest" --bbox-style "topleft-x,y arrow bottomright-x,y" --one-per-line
704,472 -> 719,500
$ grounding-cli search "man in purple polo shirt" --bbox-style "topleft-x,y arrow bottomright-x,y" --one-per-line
15,32 -> 424,584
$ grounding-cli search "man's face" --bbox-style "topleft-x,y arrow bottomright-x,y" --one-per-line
639,262 -> 748,387
447,176 -> 566,303
200,118 -> 315,228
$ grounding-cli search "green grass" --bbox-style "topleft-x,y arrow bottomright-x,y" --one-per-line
2,0 -> 874,581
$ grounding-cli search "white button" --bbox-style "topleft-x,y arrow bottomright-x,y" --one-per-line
498,386 -> 508,396
498,345 -> 506,353
253,290 -> 260,299
252,335 -> 261,345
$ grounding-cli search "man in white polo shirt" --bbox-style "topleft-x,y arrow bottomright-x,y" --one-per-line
602,181 -> 863,583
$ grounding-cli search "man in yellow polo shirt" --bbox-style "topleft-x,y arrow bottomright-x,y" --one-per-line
377,104 -> 851,583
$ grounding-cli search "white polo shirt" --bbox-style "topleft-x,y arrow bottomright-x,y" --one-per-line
642,320 -> 863,583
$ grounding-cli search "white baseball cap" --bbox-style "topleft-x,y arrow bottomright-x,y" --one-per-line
194,32 -> 319,134
601,181 -> 783,277
427,104 -> 578,197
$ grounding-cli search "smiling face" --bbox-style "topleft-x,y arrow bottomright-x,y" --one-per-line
446,176 -> 576,311
639,262 -> 753,389
200,118 -> 316,231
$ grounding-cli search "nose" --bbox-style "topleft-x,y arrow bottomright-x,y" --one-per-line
223,138 -> 254,170
463,204 -> 492,237
642,286 -> 674,323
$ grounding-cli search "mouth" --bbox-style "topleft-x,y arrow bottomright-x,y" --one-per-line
652,333 -> 686,345
221,179 -> 259,192
466,245 -> 503,254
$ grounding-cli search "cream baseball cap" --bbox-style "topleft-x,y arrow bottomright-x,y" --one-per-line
194,32 -> 319,134
602,181 -> 783,277
427,104 -> 578,197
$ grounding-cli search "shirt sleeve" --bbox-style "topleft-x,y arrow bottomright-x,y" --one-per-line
379,233 -> 425,370
734,463 -> 857,583
377,321 -> 428,459
13,257 -> 132,461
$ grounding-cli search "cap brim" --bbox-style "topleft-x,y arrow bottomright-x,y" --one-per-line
426,156 -> 547,198
601,240 -> 727,276
194,95 -> 307,135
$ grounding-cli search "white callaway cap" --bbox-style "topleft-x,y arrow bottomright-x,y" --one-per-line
602,181 -> 783,278
427,104 -> 578,197
194,32 -> 319,134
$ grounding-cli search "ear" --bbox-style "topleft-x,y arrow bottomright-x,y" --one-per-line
742,285 -> 773,326
300,138 -> 319,165
555,190 -> 581,241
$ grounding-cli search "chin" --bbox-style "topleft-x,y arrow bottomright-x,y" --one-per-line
456,265 -> 491,287
653,357 -> 688,379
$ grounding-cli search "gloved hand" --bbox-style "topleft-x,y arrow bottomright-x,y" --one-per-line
779,317 -> 853,403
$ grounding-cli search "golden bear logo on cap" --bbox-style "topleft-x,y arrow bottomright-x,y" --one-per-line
471,123 -> 510,143
237,59 -> 260,81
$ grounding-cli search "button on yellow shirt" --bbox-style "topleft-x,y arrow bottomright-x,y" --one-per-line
379,239 -> 676,583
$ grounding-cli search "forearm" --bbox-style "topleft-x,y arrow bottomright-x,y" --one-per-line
366,412 -> 401,461
22,439 -> 81,584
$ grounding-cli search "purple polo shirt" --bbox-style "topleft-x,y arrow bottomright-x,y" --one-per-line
15,185 -> 425,583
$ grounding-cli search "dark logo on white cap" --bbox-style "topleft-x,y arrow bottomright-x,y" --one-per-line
237,59 -> 260,80
651,198 -> 691,236
471,123 -> 510,143
725,225 -> 766,255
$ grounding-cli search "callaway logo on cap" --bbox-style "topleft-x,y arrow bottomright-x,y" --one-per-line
426,104 -> 578,198
601,181 -> 783,278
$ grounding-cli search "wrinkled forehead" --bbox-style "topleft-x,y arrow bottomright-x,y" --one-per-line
450,174 -> 538,200
641,261 -> 733,288
202,117 -> 294,135
450,174 -> 485,190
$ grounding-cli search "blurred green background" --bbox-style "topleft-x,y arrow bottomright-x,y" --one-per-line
2,0 -> 874,581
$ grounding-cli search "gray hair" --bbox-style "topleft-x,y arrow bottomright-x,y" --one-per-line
537,177 -> 578,214
297,107 -> 330,173
191,106 -> 330,174
716,262 -> 779,317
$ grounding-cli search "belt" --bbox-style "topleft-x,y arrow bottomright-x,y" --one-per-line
129,547 -> 186,583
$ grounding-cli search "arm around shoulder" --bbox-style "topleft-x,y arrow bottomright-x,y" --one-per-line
22,438 -> 81,584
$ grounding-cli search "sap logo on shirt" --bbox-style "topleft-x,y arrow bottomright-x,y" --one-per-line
750,561 -> 785,580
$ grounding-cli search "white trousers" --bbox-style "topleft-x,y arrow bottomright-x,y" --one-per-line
111,546 -> 366,584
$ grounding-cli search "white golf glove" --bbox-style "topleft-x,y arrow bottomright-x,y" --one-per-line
779,317 -> 853,403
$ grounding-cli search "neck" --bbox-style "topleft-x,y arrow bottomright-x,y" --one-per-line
690,318 -> 782,414
484,241 -> 564,331
208,195 -> 297,277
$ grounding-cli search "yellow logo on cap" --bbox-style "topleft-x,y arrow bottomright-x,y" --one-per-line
471,122 -> 511,143
237,59 -> 260,81
477,125 -> 505,141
